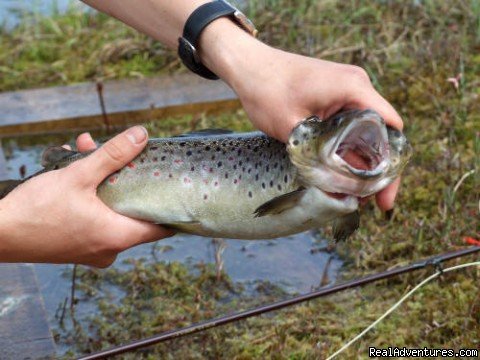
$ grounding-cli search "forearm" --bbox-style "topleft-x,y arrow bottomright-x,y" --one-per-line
81,1 -> 264,90
82,0 -> 209,49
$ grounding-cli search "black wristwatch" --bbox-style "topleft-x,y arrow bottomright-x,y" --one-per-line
178,0 -> 257,80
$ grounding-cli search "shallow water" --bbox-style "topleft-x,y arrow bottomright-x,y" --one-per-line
2,136 -> 342,354
0,0 -> 89,29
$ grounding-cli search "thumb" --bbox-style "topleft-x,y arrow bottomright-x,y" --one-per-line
77,126 -> 148,186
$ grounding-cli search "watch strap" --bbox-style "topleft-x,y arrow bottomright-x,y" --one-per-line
178,1 -> 254,80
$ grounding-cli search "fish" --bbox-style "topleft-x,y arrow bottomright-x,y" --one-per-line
0,109 -> 412,241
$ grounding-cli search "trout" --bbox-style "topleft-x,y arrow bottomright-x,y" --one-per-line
0,110 -> 412,241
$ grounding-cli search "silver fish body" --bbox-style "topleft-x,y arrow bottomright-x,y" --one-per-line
1,110 -> 412,240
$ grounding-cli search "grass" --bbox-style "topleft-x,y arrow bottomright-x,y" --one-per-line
1,0 -> 479,358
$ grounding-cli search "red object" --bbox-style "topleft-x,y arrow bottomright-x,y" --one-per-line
464,237 -> 480,246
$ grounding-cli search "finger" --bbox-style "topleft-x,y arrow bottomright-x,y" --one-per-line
351,89 -> 403,131
62,145 -> 72,150
76,132 -> 97,152
114,216 -> 176,249
375,177 -> 401,211
76,126 -> 148,186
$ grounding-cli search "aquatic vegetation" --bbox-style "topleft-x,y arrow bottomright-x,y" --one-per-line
1,0 -> 479,358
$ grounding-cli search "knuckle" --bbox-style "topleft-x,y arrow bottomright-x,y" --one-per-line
345,65 -> 371,84
102,141 -> 126,164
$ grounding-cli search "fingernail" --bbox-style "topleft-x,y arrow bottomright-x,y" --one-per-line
126,126 -> 147,144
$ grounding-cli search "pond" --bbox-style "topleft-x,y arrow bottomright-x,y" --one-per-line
2,135 -> 343,356
0,0 -> 88,28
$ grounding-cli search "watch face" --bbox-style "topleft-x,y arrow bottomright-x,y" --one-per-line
233,10 -> 258,38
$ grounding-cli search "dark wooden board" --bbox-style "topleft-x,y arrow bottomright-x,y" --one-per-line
0,264 -> 56,359
0,74 -> 240,137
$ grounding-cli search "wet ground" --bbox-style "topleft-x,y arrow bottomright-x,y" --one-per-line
2,136 -> 343,354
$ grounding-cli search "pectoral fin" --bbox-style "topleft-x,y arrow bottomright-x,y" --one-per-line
254,188 -> 306,218
332,211 -> 360,242
162,221 -> 202,233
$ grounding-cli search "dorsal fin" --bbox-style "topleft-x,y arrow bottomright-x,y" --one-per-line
41,146 -> 77,167
173,129 -> 234,138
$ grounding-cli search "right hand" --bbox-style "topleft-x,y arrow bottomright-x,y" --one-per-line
0,126 -> 173,267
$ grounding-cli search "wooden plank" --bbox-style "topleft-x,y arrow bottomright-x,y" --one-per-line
0,264 -> 56,359
0,148 -> 56,359
0,142 -> 7,180
0,73 -> 240,137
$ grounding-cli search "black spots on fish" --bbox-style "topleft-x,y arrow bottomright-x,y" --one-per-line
222,150 -> 227,155
234,179 -> 238,184
265,165 -> 270,173
248,191 -> 253,198
179,142 -> 186,147
205,146 -> 211,151
255,174 -> 259,181
190,166 -> 195,172
168,173 -> 173,178
233,164 -> 237,170
217,161 -> 223,168
247,144 -> 251,150
292,140 -> 299,146
273,162 -> 278,169
239,160 -> 243,166
153,157 -> 158,162
242,167 -> 246,172
186,150 -> 192,156
203,194 -> 208,200
197,150 -> 202,154
277,184 -> 282,191
280,165 -> 284,171
246,157 -> 250,162
237,149 -> 242,156
262,182 -> 266,189
253,146 -> 259,152
270,180 -> 274,188
150,146 -> 158,150
216,147 -> 221,152
225,173 -> 229,179
248,168 -> 252,174
282,154 -> 287,159
239,175 -> 242,180
284,175 -> 288,183
161,156 -> 166,161
229,141 -> 234,146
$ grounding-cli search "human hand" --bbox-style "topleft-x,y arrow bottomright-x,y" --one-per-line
0,127 -> 173,267
199,20 -> 403,211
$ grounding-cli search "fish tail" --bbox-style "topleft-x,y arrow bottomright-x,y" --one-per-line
0,180 -> 24,200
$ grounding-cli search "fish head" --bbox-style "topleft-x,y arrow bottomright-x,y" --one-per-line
287,109 -> 412,197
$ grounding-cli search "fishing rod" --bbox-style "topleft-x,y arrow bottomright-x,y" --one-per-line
78,246 -> 480,360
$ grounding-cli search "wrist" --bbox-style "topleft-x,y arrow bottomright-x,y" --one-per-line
197,17 -> 268,88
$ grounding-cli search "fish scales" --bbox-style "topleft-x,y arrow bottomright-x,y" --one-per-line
99,133 -> 303,238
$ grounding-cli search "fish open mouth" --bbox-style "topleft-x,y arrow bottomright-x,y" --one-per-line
334,119 -> 389,178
